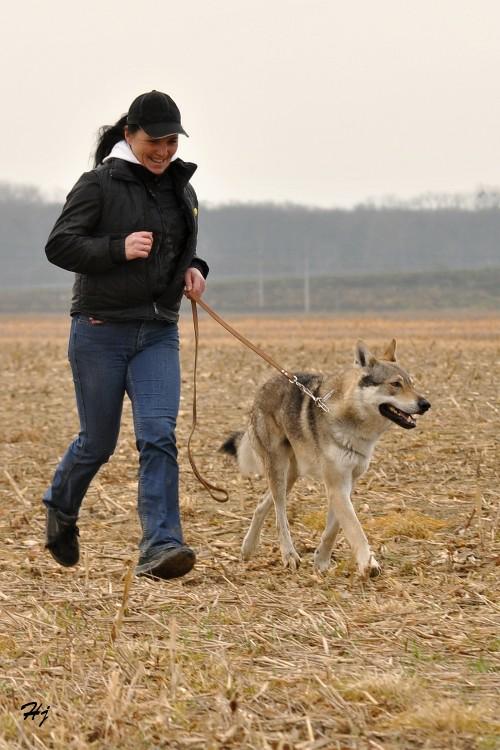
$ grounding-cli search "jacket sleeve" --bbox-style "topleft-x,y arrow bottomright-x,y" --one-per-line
189,255 -> 209,278
45,172 -> 127,274
184,184 -> 209,278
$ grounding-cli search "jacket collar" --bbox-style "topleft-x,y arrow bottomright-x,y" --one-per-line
105,157 -> 197,186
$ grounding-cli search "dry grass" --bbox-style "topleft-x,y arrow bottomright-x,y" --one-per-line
0,313 -> 499,750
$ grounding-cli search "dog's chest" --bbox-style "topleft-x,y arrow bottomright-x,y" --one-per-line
293,440 -> 369,479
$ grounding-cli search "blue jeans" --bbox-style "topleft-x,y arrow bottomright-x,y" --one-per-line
43,314 -> 183,561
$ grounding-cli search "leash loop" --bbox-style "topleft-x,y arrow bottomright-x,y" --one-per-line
187,299 -> 228,503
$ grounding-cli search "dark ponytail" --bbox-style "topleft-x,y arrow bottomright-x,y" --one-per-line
93,115 -> 139,167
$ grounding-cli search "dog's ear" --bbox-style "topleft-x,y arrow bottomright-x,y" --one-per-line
382,338 -> 397,362
355,340 -> 377,368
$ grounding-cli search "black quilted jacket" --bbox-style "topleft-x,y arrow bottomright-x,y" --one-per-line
45,157 -> 208,321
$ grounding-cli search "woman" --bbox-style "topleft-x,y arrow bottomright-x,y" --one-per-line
43,90 -> 207,580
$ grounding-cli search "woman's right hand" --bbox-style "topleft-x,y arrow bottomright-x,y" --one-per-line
125,231 -> 153,260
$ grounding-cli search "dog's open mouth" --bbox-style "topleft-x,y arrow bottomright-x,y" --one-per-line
379,403 -> 416,429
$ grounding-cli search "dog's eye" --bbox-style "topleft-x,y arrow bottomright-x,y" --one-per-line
391,381 -> 402,388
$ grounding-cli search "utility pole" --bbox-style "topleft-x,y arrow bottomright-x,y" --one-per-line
304,254 -> 310,314
258,247 -> 264,309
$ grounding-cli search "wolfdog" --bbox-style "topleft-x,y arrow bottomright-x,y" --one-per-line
220,340 -> 430,578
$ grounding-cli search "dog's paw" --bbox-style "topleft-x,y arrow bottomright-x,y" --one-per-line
359,554 -> 381,579
313,549 -> 332,573
282,548 -> 301,571
241,534 -> 258,561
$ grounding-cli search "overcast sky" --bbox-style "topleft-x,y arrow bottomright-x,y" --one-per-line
2,0 -> 500,207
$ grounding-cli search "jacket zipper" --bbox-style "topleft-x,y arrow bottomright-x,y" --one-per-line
146,185 -> 162,312
147,179 -> 195,318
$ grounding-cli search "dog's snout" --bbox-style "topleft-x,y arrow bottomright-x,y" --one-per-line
418,398 -> 431,414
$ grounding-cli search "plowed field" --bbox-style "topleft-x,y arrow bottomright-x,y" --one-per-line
1,314 -> 499,750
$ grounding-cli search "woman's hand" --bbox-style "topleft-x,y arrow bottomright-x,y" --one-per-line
184,267 -> 206,300
125,231 -> 153,260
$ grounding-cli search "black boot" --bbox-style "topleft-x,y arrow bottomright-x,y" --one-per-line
45,507 -> 80,567
136,545 -> 196,580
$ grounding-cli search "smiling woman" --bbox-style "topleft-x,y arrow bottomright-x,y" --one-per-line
126,131 -> 180,174
123,91 -> 184,175
42,90 -> 208,583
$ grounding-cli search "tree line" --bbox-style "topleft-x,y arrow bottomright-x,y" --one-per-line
2,181 -> 500,289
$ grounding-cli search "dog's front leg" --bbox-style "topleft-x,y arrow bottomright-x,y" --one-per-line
321,465 -> 380,578
313,503 -> 340,573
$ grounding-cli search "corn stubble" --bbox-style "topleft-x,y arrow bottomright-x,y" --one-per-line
0,315 -> 499,750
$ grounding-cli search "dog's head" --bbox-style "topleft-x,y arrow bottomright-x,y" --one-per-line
354,339 -> 430,429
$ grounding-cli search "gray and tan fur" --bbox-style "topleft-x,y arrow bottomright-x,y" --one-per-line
220,339 -> 430,578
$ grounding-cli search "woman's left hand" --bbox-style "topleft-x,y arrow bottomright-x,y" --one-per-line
184,267 -> 206,300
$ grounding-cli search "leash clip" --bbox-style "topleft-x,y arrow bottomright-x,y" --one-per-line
291,375 -> 331,413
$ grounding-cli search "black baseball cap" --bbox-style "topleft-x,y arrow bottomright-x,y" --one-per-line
127,90 -> 188,138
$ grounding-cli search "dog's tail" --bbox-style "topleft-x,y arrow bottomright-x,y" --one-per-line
220,431 -> 243,457
219,429 -> 263,476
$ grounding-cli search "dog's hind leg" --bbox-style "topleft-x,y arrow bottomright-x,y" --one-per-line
267,452 -> 300,570
241,489 -> 273,560
241,457 -> 298,563
313,504 -> 340,573
321,466 -> 380,578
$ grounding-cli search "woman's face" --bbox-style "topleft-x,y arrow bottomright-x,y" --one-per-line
124,127 -> 179,174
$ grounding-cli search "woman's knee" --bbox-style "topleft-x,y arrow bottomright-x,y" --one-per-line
136,418 -> 177,455
72,434 -> 117,464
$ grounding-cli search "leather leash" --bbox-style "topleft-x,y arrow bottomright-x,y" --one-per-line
187,298 -> 334,501
194,299 -> 297,381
